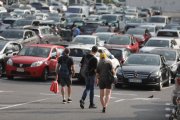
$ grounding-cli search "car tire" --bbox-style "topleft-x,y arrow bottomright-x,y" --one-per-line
165,72 -> 171,87
0,63 -> 3,77
156,77 -> 163,91
7,75 -> 14,80
41,68 -> 49,81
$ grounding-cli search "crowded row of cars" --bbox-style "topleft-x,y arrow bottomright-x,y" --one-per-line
0,1 -> 180,97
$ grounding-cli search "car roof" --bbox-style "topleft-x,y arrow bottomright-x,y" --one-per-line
149,37 -> 175,41
27,44 -> 64,48
67,44 -> 92,50
157,29 -> 180,32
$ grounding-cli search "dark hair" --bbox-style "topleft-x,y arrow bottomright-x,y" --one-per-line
64,48 -> 70,55
91,46 -> 98,53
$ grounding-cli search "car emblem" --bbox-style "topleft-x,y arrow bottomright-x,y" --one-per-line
134,72 -> 138,78
19,64 -> 23,67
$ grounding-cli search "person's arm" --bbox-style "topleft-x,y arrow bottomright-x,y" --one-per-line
71,64 -> 75,77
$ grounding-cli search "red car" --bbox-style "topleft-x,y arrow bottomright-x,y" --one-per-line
104,34 -> 139,53
6,44 -> 64,81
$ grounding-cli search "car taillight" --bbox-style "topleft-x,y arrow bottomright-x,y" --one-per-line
176,78 -> 180,85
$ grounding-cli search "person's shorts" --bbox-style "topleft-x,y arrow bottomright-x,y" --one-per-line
58,75 -> 72,87
99,80 -> 113,89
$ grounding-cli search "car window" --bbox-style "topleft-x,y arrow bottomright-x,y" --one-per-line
51,48 -> 57,58
69,48 -> 90,57
12,43 -> 21,52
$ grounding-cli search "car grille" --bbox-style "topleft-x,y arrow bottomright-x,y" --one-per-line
123,71 -> 149,79
11,71 -> 30,76
13,63 -> 31,68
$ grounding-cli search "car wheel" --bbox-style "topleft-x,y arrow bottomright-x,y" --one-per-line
0,63 -> 3,77
115,83 -> 122,88
165,72 -> 171,86
156,77 -> 163,91
7,75 -> 14,80
41,68 -> 49,81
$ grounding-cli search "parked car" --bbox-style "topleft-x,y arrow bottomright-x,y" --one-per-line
150,48 -> 180,82
140,37 -> 180,53
24,26 -> 62,45
6,44 -> 64,81
0,29 -> 40,46
93,32 -> 116,43
104,34 -> 139,53
72,35 -> 104,46
116,53 -> 171,90
0,40 -> 22,76
151,6 -> 162,15
80,21 -> 101,35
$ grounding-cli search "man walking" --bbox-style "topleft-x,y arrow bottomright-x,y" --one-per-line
79,46 -> 98,109
57,48 -> 75,104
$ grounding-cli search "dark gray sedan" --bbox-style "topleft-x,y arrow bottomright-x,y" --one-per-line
116,53 -> 171,91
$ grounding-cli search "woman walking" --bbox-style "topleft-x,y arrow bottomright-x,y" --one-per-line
96,52 -> 115,113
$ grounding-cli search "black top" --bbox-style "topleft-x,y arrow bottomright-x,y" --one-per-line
80,53 -> 98,76
58,55 -> 74,74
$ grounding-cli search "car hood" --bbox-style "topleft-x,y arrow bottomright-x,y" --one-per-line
121,65 -> 160,73
11,56 -> 47,64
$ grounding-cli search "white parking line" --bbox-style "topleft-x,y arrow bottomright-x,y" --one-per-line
112,93 -> 138,96
0,97 -> 57,110
0,90 -> 14,93
114,97 -> 160,102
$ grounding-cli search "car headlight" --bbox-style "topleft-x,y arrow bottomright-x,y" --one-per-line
31,61 -> 43,67
7,59 -> 13,66
150,71 -> 161,77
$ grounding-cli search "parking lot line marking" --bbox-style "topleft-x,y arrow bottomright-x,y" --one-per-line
0,90 -> 14,93
114,99 -> 126,102
0,97 -> 57,110
114,97 -> 160,103
94,95 -> 116,99
112,93 -> 138,96
40,93 -> 59,95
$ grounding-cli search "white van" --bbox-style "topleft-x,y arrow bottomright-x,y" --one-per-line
66,5 -> 89,18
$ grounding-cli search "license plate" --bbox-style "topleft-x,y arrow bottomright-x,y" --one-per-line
16,68 -> 24,72
129,78 -> 142,83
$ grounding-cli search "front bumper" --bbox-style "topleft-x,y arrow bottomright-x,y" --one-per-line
6,65 -> 45,78
116,75 -> 160,86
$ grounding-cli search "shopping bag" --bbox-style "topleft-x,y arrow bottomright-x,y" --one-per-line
50,80 -> 59,94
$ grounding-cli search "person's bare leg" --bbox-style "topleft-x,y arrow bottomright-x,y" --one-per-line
104,89 -> 112,107
61,87 -> 65,100
67,86 -> 71,98
100,89 -> 105,107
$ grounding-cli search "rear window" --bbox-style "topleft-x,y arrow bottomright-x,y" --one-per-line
69,48 -> 90,57
157,31 -> 178,37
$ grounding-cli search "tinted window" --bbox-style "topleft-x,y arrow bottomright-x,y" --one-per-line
69,48 -> 90,57
0,31 -> 23,39
145,40 -> 169,47
148,17 -> 165,23
126,29 -> 145,35
73,37 -> 95,44
125,54 -> 160,65
18,46 -> 50,58
157,31 -> 178,37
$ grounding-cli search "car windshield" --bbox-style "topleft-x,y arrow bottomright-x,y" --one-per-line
0,42 -> 6,51
126,29 -> 145,35
148,17 -> 165,23
157,31 -> 179,37
95,33 -> 112,42
73,37 -> 95,44
101,15 -> 117,23
0,31 -> 23,39
108,36 -> 131,45
139,26 -> 154,32
67,8 -> 81,13
69,48 -> 90,57
95,27 -> 109,32
18,46 -> 50,57
125,54 -> 160,65
108,49 -> 122,59
145,40 -> 169,47
152,50 -> 176,61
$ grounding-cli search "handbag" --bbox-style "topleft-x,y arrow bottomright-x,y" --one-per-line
50,76 -> 59,94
